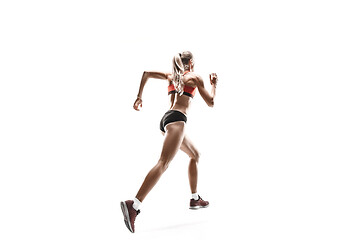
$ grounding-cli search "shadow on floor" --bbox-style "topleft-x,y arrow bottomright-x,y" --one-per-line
142,220 -> 206,233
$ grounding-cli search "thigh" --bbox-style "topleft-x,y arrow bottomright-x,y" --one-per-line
180,135 -> 200,160
159,122 -> 186,162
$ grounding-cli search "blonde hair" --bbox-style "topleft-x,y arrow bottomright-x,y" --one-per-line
172,53 -> 185,96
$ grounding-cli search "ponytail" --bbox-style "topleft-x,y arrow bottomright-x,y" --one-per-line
172,53 -> 185,96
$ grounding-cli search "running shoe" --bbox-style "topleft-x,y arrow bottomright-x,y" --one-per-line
120,200 -> 140,233
189,196 -> 209,209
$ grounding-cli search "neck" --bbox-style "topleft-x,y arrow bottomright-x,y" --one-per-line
184,67 -> 192,72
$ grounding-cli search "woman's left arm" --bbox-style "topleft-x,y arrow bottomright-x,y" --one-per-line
133,71 -> 171,111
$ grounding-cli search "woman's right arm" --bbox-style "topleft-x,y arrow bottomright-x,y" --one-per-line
133,71 -> 171,111
195,73 -> 218,107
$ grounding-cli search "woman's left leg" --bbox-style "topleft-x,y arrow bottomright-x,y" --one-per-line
121,122 -> 185,233
135,122 -> 185,202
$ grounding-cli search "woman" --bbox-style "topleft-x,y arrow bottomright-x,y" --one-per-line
121,51 -> 218,233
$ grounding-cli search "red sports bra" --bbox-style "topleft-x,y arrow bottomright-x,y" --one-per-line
167,71 -> 196,98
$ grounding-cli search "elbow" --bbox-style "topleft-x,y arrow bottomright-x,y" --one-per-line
208,98 -> 215,107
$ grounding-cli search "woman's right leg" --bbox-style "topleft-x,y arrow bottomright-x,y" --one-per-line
135,122 -> 185,202
180,135 -> 200,194
180,136 -> 209,209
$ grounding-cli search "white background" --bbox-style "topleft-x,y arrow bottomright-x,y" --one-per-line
1,0 -> 360,239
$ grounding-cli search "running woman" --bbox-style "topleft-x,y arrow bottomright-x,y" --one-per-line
121,51 -> 218,233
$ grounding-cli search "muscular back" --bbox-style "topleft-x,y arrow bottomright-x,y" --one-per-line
170,72 -> 198,114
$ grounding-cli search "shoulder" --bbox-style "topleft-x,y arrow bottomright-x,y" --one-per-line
165,72 -> 172,81
189,73 -> 204,87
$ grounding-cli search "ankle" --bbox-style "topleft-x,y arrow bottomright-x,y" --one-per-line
132,198 -> 142,211
191,193 -> 199,200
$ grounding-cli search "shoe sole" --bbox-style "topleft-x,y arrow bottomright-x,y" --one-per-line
189,204 -> 209,210
120,201 -> 134,233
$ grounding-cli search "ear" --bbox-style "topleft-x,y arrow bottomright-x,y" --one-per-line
190,59 -> 194,70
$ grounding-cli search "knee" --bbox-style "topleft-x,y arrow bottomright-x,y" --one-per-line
157,158 -> 171,172
192,150 -> 200,163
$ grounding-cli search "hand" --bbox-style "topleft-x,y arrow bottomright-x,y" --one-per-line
133,97 -> 143,111
209,73 -> 218,86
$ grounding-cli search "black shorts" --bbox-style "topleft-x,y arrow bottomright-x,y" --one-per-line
160,110 -> 187,133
